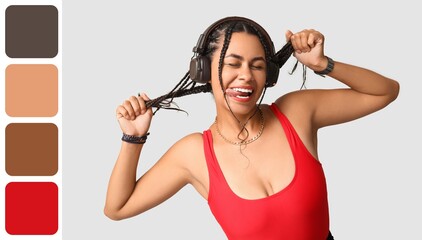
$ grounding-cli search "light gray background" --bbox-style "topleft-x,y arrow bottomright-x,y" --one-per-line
64,0 -> 421,239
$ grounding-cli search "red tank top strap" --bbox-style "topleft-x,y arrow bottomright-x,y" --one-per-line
203,130 -> 219,176
202,130 -> 227,202
269,103 -> 305,155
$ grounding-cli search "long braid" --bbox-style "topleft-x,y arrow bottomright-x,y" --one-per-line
218,22 -> 235,93
275,41 -> 308,89
273,41 -> 294,68
145,71 -> 211,114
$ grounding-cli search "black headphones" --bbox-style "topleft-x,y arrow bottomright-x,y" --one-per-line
189,16 -> 279,88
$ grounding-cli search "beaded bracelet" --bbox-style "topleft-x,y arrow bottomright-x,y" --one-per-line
314,56 -> 334,77
121,132 -> 150,144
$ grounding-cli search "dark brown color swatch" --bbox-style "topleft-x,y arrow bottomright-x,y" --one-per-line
6,123 -> 58,176
6,5 -> 58,58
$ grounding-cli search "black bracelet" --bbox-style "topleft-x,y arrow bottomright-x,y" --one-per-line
314,56 -> 334,77
121,132 -> 150,144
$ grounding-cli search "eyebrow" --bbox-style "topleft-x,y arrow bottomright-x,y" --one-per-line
225,54 -> 266,62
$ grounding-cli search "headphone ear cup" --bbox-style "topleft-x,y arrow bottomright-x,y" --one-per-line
265,61 -> 279,87
189,56 -> 211,84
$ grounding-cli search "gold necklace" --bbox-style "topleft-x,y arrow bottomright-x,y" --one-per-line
214,108 -> 264,145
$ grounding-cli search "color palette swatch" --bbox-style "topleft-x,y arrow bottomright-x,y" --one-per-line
1,1 -> 62,239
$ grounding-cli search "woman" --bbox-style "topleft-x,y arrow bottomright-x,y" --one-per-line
104,16 -> 399,239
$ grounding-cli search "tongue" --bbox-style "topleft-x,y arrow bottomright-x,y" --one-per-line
226,89 -> 249,97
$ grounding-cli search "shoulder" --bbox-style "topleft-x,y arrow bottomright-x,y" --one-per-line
168,132 -> 208,186
174,132 -> 204,149
167,132 -> 205,165
273,90 -> 318,135
275,90 -> 314,112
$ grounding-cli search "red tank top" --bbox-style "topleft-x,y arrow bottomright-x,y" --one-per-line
203,104 -> 329,240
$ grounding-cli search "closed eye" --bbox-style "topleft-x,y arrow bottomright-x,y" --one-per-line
251,65 -> 265,70
225,62 -> 241,67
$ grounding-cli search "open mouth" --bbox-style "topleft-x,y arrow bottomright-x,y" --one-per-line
225,87 -> 254,99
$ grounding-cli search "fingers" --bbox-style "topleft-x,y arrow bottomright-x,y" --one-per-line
285,30 -> 293,43
139,92 -> 151,102
286,29 -> 324,54
116,102 -> 133,120
137,93 -> 151,115
122,98 -> 137,120
116,105 -> 126,119
116,93 -> 151,120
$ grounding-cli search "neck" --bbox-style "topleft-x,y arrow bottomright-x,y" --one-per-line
214,106 -> 264,144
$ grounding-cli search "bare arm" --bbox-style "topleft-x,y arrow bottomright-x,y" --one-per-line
310,61 -> 399,128
104,137 -> 194,220
104,93 -> 195,220
277,30 -> 399,129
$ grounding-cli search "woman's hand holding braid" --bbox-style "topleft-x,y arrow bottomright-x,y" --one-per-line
116,93 -> 153,136
285,29 -> 328,72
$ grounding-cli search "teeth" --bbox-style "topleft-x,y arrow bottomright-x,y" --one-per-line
236,95 -> 250,99
231,88 -> 253,93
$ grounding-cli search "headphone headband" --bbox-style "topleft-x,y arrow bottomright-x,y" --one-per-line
192,16 -> 275,56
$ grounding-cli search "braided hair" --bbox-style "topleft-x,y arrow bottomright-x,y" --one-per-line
145,19 -> 295,115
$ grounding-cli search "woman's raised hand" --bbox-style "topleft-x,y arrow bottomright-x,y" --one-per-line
285,29 -> 328,72
116,93 -> 153,136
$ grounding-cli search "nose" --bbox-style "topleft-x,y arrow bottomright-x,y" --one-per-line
238,63 -> 253,82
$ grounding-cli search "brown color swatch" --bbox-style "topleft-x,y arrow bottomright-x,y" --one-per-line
6,64 -> 58,117
6,123 -> 58,176
6,5 -> 58,58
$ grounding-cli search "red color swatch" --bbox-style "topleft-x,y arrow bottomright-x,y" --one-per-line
6,182 -> 58,235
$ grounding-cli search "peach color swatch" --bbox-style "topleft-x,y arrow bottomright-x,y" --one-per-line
6,64 -> 58,117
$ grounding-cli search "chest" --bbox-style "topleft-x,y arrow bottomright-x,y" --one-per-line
208,130 -> 329,240
213,128 -> 295,200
